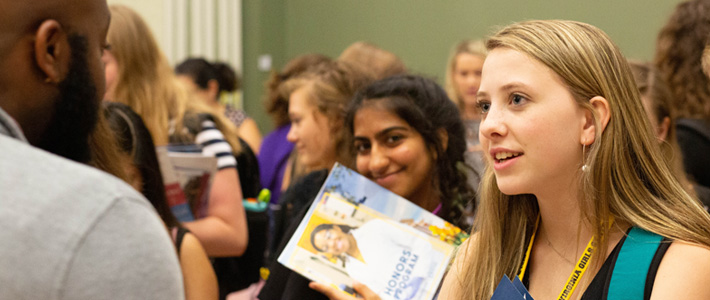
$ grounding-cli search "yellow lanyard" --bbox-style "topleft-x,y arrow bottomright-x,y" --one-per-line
517,217 -> 596,300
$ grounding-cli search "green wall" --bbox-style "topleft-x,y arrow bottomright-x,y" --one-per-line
243,0 -> 286,137
244,0 -> 682,134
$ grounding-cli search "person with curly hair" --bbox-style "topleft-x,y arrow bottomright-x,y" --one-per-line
655,0 -> 710,189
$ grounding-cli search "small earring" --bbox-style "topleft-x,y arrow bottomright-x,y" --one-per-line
582,142 -> 589,172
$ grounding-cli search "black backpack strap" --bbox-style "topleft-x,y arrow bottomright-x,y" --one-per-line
174,226 -> 189,256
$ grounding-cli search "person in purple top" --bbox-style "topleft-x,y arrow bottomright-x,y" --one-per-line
259,124 -> 294,205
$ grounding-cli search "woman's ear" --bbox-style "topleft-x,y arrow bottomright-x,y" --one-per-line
429,128 -> 449,161
438,128 -> 449,152
207,79 -> 220,100
657,116 -> 671,142
581,96 -> 610,145
34,20 -> 69,83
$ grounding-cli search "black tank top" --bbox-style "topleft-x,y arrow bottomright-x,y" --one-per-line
522,232 -> 671,300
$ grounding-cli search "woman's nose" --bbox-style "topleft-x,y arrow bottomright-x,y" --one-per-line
368,144 -> 389,174
479,106 -> 507,140
286,125 -> 297,143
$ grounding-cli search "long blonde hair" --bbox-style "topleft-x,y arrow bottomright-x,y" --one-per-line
444,39 -> 487,112
106,5 -> 241,153
457,20 -> 710,299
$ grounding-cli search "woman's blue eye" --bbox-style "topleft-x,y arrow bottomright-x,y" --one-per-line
512,94 -> 525,105
477,102 -> 491,113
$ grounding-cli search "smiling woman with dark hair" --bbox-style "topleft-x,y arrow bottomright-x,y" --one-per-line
310,223 -> 355,257
261,74 -> 476,300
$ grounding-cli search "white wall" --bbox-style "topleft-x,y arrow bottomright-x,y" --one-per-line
107,0 -> 167,57
106,0 -> 243,105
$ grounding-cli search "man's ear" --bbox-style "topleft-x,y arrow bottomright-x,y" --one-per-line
581,96 -> 610,145
34,20 -> 69,83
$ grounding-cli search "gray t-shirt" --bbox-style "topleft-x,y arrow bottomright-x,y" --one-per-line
0,108 -> 184,300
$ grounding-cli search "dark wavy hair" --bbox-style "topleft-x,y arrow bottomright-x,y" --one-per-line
309,223 -> 354,252
345,75 -> 476,226
175,57 -> 240,94
104,102 -> 181,228
655,0 -> 710,119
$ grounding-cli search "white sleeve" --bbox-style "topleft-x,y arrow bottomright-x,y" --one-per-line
61,197 -> 185,300
195,120 -> 237,170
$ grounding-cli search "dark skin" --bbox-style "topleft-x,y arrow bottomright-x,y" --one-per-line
0,0 -> 110,144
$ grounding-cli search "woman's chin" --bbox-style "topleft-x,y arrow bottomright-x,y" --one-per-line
496,184 -> 527,196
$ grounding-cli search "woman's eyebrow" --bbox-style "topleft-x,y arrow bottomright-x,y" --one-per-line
373,126 -> 409,139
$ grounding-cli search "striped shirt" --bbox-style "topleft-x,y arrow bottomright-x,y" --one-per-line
195,120 -> 237,170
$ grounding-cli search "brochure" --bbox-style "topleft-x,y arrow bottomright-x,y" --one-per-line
277,163 -> 468,300
156,146 -> 217,222
491,275 -> 534,300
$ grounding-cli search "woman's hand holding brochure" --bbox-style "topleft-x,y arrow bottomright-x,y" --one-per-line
310,281 -> 381,300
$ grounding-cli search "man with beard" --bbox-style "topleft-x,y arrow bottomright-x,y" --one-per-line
0,1 -> 184,299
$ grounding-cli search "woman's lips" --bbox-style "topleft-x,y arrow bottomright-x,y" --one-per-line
493,154 -> 523,171
373,171 -> 401,187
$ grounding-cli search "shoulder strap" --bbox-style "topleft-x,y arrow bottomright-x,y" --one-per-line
174,227 -> 189,256
607,227 -> 663,299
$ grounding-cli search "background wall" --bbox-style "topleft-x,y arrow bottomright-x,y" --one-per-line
106,0 -> 167,55
107,1 -> 684,135
107,0 -> 243,109
244,0 -> 682,134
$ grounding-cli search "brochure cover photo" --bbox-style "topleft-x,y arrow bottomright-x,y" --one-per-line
278,163 -> 468,300
156,146 -> 217,222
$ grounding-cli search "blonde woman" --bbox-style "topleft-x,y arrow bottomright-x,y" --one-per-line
439,20 -> 710,299
445,40 -> 487,189
445,40 -> 487,151
259,60 -> 372,300
103,5 -> 248,258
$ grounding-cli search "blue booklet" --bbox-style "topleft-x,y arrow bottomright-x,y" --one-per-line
491,275 -> 534,300
278,163 -> 468,300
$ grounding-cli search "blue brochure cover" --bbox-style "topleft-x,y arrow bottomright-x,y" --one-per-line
278,163 -> 468,300
491,275 -> 534,300
511,276 -> 533,299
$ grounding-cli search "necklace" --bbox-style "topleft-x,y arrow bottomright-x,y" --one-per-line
519,216 -> 597,300
542,228 -> 576,266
